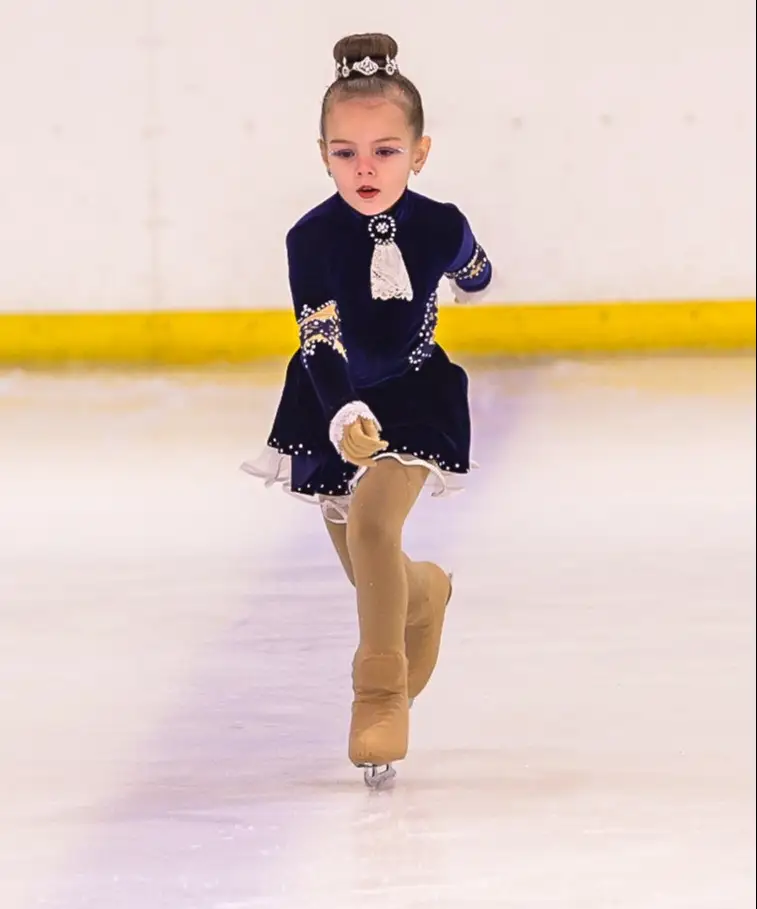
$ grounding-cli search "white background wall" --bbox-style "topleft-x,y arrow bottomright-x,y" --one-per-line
0,0 -> 754,312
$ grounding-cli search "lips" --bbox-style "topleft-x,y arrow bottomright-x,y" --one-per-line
357,186 -> 380,200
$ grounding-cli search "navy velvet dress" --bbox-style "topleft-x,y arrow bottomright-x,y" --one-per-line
242,188 -> 493,518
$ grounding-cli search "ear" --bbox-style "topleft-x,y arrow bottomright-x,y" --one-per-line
412,135 -> 432,175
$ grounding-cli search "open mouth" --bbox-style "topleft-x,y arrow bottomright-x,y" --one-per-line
357,186 -> 380,200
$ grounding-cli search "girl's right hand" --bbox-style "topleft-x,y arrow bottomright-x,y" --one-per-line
341,417 -> 389,467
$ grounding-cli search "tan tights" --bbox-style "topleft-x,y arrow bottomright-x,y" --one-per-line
324,458 -> 452,766
324,458 -> 450,684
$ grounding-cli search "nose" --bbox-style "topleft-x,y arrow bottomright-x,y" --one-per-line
355,155 -> 376,177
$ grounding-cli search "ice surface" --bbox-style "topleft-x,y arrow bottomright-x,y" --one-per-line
0,356 -> 754,908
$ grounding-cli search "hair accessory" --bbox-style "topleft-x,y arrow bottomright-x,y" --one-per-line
336,55 -> 399,80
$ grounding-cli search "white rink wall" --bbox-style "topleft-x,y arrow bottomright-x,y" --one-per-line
0,0 -> 754,314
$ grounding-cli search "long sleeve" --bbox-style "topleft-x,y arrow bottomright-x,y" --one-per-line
444,214 -> 494,303
286,224 -> 381,454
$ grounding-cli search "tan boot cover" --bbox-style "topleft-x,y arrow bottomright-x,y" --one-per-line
405,566 -> 452,700
348,650 -> 409,766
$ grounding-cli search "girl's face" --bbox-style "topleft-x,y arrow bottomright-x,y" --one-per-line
320,96 -> 431,216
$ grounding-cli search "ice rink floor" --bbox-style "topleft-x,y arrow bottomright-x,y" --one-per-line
0,353 -> 755,909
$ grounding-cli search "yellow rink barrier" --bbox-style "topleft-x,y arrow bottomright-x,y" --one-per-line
0,300 -> 753,366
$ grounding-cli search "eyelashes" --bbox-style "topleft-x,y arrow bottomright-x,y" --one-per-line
328,147 -> 407,160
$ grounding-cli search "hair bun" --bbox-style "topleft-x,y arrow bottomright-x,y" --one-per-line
332,33 -> 399,66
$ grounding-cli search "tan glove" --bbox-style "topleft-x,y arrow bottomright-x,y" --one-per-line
340,416 -> 389,468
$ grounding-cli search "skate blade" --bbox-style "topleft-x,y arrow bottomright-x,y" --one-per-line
360,763 -> 397,790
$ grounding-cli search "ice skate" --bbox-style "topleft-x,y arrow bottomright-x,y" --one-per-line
361,763 -> 397,789
405,569 -> 453,702
349,650 -> 409,787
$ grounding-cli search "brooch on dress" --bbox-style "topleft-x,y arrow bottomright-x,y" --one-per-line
367,214 -> 413,301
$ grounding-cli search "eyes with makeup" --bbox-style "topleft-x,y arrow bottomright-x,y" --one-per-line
328,146 -> 407,161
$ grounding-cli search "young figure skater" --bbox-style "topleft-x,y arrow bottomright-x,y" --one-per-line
242,33 -> 493,787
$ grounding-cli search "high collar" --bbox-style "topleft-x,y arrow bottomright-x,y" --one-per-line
333,187 -> 413,225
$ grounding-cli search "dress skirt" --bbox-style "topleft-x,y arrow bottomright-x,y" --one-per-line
241,345 -> 474,523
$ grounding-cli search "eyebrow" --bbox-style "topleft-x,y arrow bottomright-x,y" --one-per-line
328,137 -> 405,144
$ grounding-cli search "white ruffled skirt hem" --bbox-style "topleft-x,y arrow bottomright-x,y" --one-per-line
240,445 -> 475,524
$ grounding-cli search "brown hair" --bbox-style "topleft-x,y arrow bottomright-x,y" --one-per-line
320,33 -> 425,140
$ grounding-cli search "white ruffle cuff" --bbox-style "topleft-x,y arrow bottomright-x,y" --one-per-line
328,400 -> 381,457
450,265 -> 498,305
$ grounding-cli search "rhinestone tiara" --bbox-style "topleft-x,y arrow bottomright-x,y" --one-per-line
336,55 -> 399,80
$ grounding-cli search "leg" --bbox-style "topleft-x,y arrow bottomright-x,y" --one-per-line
404,562 -> 453,702
324,506 -> 452,701
344,458 -> 428,768
323,517 -> 356,586
324,513 -> 430,602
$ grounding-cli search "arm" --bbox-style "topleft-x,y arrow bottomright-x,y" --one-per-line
286,226 -> 383,458
444,214 -> 494,304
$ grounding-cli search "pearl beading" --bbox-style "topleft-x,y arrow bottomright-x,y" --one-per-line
298,300 -> 347,361
445,243 -> 489,285
265,434 -> 467,499
267,434 -> 352,496
367,214 -> 397,246
408,290 -> 439,370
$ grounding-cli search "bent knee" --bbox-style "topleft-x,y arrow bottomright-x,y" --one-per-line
346,505 -> 402,557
